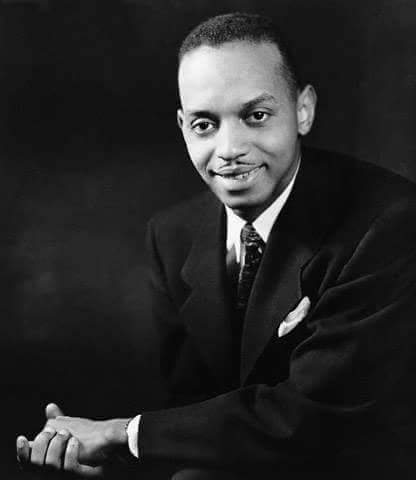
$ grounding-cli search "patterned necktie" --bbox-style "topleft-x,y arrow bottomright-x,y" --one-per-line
236,223 -> 265,315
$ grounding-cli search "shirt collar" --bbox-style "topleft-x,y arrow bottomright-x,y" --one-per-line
225,159 -> 300,262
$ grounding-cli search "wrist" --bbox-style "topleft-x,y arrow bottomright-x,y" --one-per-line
103,418 -> 130,448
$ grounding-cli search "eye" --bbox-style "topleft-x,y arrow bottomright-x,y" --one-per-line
246,111 -> 270,124
191,120 -> 216,136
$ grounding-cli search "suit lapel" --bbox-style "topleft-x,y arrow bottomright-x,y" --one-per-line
180,195 -> 234,389
240,224 -> 313,384
240,150 -> 339,384
178,148 -> 341,388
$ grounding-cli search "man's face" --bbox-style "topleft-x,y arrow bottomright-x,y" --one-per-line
177,40 -> 315,220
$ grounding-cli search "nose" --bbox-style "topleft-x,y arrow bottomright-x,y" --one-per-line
215,121 -> 248,162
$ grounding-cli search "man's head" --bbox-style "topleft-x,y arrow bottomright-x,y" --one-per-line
179,13 -> 302,101
177,13 -> 317,221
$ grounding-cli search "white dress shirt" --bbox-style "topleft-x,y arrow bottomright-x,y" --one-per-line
126,161 -> 300,458
225,164 -> 299,263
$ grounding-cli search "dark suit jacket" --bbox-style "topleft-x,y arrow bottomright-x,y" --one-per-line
139,147 -> 416,478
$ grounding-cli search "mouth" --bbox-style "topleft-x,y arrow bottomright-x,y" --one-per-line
213,165 -> 264,182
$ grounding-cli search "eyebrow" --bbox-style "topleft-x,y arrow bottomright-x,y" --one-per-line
185,109 -> 215,119
184,93 -> 278,118
242,93 -> 278,111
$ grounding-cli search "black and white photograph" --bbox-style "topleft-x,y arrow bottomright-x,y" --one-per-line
2,1 -> 416,478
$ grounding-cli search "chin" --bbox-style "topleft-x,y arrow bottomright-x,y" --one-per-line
222,197 -> 264,216
223,190 -> 266,206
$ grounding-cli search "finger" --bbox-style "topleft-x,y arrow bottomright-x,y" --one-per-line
299,296 -> 311,312
45,429 -> 71,469
46,402 -> 65,419
16,436 -> 31,465
64,437 -> 103,478
63,437 -> 79,472
30,427 -> 56,466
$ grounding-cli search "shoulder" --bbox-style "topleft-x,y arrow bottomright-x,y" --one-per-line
304,147 -> 416,272
146,190 -> 220,256
148,191 -> 214,236
303,146 -> 416,226
305,146 -> 416,205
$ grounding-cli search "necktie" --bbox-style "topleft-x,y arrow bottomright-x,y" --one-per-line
236,223 -> 265,315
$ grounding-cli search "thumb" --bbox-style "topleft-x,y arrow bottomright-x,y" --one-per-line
45,402 -> 65,419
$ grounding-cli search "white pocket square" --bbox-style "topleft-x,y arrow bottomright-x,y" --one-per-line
278,296 -> 311,338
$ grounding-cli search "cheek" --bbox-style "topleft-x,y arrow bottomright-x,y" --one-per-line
258,126 -> 298,159
190,157 -> 206,177
185,140 -> 212,175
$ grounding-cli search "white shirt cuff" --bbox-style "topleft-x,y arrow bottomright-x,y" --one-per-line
126,414 -> 141,458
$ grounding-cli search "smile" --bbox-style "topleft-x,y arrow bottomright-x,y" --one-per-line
214,166 -> 263,182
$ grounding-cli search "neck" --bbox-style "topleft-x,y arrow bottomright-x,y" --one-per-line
230,153 -> 301,223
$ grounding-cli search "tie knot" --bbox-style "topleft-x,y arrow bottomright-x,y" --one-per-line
240,223 -> 264,250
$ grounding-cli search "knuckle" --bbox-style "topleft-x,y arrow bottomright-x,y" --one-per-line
43,420 -> 56,432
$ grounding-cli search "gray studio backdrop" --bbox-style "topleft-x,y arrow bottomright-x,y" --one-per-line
1,0 -> 415,475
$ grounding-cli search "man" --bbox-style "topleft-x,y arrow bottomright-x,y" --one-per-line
16,13 -> 416,479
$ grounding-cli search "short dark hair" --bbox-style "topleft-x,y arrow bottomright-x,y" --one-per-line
178,13 -> 302,99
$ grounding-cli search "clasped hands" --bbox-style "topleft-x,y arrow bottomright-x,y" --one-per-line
16,403 -> 130,477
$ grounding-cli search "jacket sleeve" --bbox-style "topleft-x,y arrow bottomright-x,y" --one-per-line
140,203 -> 416,473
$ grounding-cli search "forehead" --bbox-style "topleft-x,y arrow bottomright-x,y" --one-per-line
178,41 -> 289,111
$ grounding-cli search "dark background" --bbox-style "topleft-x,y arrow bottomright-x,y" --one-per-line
1,0 -> 415,477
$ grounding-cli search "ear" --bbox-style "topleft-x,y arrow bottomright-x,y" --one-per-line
177,109 -> 184,130
296,85 -> 317,136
